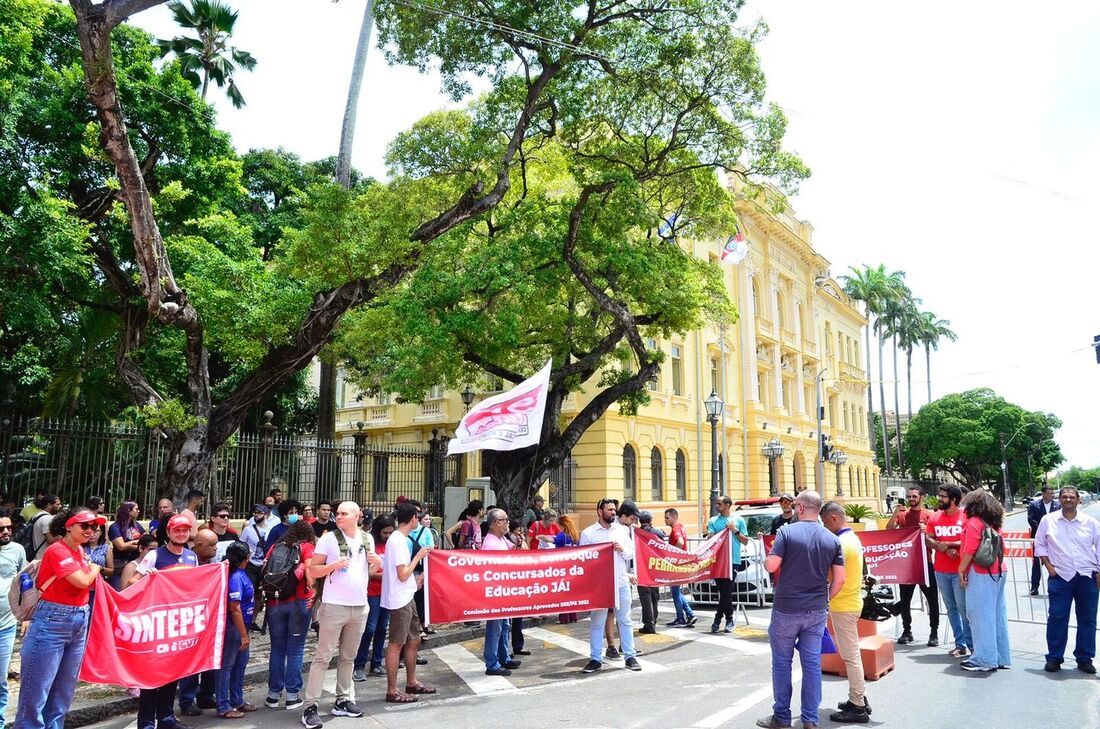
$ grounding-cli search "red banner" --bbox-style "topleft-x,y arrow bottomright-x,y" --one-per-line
425,544 -> 616,623
762,527 -> 928,585
635,529 -> 731,586
80,563 -> 228,688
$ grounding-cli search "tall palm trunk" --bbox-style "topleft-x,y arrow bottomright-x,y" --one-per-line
925,344 -> 933,405
877,329 -> 891,474
905,346 -> 914,424
863,306 -> 875,453
891,333 -> 904,475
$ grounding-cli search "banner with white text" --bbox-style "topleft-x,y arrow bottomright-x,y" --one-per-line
635,529 -> 732,587
80,563 -> 227,688
762,527 -> 928,585
425,544 -> 616,623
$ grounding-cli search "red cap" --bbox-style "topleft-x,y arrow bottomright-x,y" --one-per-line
65,512 -> 107,528
167,514 -> 193,531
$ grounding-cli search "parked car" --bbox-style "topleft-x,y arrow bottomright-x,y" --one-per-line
688,506 -> 783,606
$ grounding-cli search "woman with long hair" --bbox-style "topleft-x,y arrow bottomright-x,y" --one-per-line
108,501 -> 145,589
535,514 -> 581,623
15,508 -> 104,728
353,514 -> 394,679
958,489 -> 1010,672
264,520 -> 316,711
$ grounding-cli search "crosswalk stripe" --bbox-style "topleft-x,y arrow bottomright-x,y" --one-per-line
688,663 -> 802,728
664,626 -> 770,655
432,643 -> 519,695
524,627 -> 668,672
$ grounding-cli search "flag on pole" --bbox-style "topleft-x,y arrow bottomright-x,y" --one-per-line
720,224 -> 749,265
658,212 -> 679,240
447,360 -> 552,455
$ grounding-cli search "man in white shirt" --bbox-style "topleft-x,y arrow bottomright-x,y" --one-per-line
481,508 -> 523,676
300,502 -> 379,729
1034,486 -> 1100,675
579,498 -> 641,673
382,501 -> 435,705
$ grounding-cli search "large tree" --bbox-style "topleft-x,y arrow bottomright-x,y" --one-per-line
57,0 -> 797,502
903,388 -> 1064,501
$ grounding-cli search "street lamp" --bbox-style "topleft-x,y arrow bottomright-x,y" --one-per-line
999,423 -> 1029,510
762,437 -> 784,497
704,389 -> 724,516
460,384 -> 476,413
814,368 -> 827,491
830,449 -> 848,496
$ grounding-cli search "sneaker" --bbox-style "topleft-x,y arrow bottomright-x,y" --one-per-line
723,620 -> 734,634
264,696 -> 281,709
755,716 -> 793,729
416,655 -> 428,665
897,630 -> 914,644
301,706 -> 323,729
331,699 -> 364,718
960,661 -> 996,673
665,619 -> 686,627
581,660 -> 602,674
710,620 -> 721,634
685,615 -> 698,627
828,705 -> 870,724
485,667 -> 512,676
369,666 -> 384,677
927,636 -> 939,647
624,657 -> 641,671
605,645 -> 621,660
639,626 -> 657,634
949,646 -> 970,658
285,696 -> 303,711
503,660 -> 522,669
352,667 -> 367,682
836,699 -> 872,716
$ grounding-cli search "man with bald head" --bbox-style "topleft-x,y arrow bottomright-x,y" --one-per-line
179,528 -> 221,715
300,502 -> 379,728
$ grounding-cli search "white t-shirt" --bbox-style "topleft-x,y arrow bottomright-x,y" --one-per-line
315,528 -> 374,607
381,529 -> 417,610
579,520 -> 635,588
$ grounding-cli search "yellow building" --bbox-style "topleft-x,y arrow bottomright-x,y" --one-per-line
332,185 -> 879,534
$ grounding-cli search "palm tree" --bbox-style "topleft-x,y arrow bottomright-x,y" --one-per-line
889,298 -> 923,473
841,264 -> 892,471
158,0 -> 257,108
874,271 -> 909,474
917,312 -> 957,404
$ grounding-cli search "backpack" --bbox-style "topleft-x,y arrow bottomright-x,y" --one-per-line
973,525 -> 1004,572
261,542 -> 301,602
314,528 -> 355,604
7,560 -> 57,622
14,513 -> 47,557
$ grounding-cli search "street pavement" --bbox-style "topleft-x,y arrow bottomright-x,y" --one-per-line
81,595 -> 1100,729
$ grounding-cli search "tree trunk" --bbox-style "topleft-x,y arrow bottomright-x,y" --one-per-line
905,346 -> 913,424
863,306 -> 875,452
892,333 -> 904,475
163,425 -> 215,507
877,330 -> 891,474
336,0 -> 375,187
925,345 -> 932,405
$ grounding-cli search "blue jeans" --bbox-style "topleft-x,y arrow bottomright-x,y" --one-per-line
670,585 -> 695,622
589,584 -> 636,661
1046,572 -> 1099,664
178,669 -> 214,710
354,595 -> 389,670
966,571 -> 1011,668
935,571 -> 971,650
216,622 -> 250,714
0,623 -> 16,728
768,609 -> 827,727
267,599 -> 310,697
14,600 -> 89,729
483,619 -> 512,670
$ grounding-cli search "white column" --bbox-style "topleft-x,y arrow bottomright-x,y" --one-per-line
795,354 -> 806,414
740,265 -> 759,403
769,272 -> 782,410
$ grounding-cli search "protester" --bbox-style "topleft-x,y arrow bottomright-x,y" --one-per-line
1028,485 -> 1061,595
637,510 -> 666,634
267,499 -> 303,548
958,489 -> 1010,672
30,493 -> 62,559
449,500 -> 484,550
522,495 -> 546,529
382,501 -> 434,705
269,488 -> 284,505
133,514 -> 199,729
821,501 -> 869,724
19,490 -> 47,523
579,498 -> 640,673
886,487 -> 939,646
312,500 -> 338,538
148,498 -> 174,533
770,494 -> 799,534
205,502 -> 239,542
15,509 -> 104,729
663,508 -> 698,628
408,500 -> 434,643
528,508 -> 561,550
354,515 -> 395,681
301,502 -> 378,728
84,496 -> 106,515
217,542 -> 256,718
536,513 -> 581,624
119,534 -> 158,589
757,491 -> 844,729
178,489 -> 206,538
925,484 -> 971,658
0,508 -> 27,728
178,529 -> 219,717
482,508 -> 523,675
1034,486 -> 1100,674
108,501 -> 144,589
264,520 -> 316,710
707,495 -> 749,634
82,517 -> 113,614
301,504 -> 315,524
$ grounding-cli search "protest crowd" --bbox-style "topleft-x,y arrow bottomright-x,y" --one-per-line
0,480 -> 1095,729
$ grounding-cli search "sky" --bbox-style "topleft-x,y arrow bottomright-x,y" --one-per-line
133,1 -> 1100,468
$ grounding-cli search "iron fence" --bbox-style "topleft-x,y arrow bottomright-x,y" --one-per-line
0,415 -> 461,520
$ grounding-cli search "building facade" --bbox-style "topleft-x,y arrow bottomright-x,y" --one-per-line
330,185 -> 879,534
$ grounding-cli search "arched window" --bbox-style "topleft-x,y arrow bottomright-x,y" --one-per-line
651,447 -> 663,500
623,445 -> 637,501
675,450 -> 687,500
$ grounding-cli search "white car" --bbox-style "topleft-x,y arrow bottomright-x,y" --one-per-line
688,506 -> 784,605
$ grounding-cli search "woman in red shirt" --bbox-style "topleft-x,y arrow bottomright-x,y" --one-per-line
958,489 -> 1010,672
263,520 -> 316,710
15,509 -> 104,729
354,514 -> 393,678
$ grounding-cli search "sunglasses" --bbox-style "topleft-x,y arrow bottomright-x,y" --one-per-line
0,526 -> 11,532
76,523 -> 99,531
214,514 -> 230,519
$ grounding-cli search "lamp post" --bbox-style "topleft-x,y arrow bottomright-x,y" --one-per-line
460,384 -> 475,413
830,449 -> 848,496
814,368 -> 827,491
762,437 -> 784,497
999,423 -> 1029,510
704,389 -> 724,516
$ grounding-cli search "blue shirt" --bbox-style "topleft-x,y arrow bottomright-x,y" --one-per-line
228,568 -> 255,626
152,545 -> 198,570
707,513 -> 748,565
267,523 -> 289,547
770,520 -> 843,613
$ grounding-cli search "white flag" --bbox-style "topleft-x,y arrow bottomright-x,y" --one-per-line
720,226 -> 749,265
447,360 -> 552,455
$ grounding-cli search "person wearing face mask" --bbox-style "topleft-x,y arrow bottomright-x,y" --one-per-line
267,499 -> 303,548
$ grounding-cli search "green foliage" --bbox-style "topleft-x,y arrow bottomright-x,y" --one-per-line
1051,466 -> 1100,491
843,503 -> 874,523
137,398 -> 202,432
158,0 -> 258,108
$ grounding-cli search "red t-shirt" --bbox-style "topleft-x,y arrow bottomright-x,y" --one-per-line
367,542 -> 385,598
264,541 -> 316,602
38,541 -> 95,606
927,509 -> 966,573
960,516 -> 1004,575
528,521 -> 562,547
669,523 -> 688,550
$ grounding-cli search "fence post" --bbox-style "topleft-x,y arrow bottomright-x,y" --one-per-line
259,411 -> 276,499
352,422 -> 366,503
0,384 -> 13,495
427,428 -> 445,506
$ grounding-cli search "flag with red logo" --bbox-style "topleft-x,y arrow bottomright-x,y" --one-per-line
720,224 -> 749,265
80,563 -> 227,688
448,360 -> 552,455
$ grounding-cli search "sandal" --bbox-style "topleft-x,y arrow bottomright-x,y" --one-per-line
405,682 -> 437,695
385,692 -> 418,704
218,710 -> 245,719
237,703 -> 258,712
